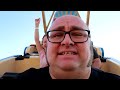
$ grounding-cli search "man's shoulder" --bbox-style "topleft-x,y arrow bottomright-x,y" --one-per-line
23,66 -> 48,73
17,66 -> 51,80
90,68 -> 120,80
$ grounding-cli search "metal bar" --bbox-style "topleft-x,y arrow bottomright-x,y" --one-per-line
42,11 -> 47,33
46,11 -> 55,31
86,11 -> 90,27
77,11 -> 81,17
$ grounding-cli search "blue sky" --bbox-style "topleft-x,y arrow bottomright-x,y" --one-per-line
0,11 -> 120,60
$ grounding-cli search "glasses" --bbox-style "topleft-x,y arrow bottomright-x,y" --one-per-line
47,30 -> 90,43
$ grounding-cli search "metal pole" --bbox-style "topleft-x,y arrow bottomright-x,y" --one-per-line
86,11 -> 90,27
77,11 -> 81,17
46,11 -> 55,31
42,11 -> 47,33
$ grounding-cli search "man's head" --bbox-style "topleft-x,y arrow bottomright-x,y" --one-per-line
46,15 -> 93,75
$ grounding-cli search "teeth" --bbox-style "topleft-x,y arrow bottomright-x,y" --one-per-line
61,52 -> 76,55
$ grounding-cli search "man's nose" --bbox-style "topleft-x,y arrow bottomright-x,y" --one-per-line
61,34 -> 74,46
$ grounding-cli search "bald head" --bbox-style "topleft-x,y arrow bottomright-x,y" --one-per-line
50,15 -> 89,31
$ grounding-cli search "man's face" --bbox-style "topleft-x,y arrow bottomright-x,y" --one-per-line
46,15 -> 92,71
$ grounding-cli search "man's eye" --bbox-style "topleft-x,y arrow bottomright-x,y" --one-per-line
51,34 -> 63,38
72,33 -> 83,36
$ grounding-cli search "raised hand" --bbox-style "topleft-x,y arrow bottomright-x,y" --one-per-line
35,18 -> 40,29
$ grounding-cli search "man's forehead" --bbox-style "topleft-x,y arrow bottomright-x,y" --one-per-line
50,15 -> 88,30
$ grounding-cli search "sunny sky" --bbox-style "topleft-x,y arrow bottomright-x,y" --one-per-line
0,11 -> 120,61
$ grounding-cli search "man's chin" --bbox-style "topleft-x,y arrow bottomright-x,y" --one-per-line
58,64 -> 77,71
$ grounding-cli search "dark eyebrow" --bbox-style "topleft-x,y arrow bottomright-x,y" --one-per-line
70,26 -> 85,30
50,26 -> 64,31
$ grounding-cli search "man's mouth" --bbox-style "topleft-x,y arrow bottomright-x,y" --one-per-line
58,51 -> 77,55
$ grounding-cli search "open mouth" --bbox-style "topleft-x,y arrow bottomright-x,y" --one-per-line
58,51 -> 77,55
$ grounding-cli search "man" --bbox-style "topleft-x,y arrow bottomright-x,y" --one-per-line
4,14 -> 120,80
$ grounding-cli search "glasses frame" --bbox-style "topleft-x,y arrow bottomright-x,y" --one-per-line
47,29 -> 90,43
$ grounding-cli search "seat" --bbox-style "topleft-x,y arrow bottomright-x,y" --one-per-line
94,47 -> 104,57
94,46 -> 106,62
100,58 -> 120,76
52,11 -> 80,22
24,44 -> 39,56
